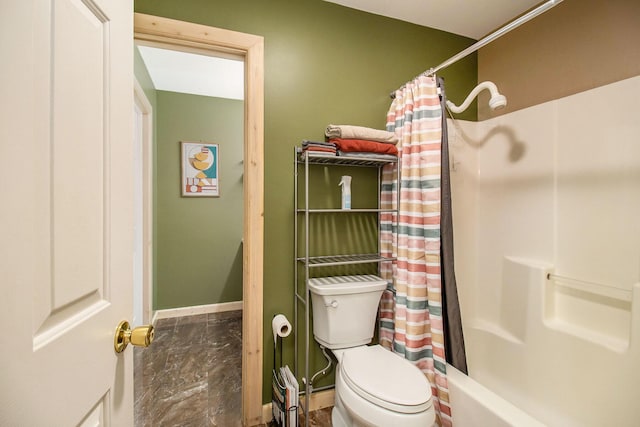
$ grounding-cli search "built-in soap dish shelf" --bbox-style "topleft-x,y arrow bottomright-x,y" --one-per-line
544,272 -> 634,352
546,273 -> 632,302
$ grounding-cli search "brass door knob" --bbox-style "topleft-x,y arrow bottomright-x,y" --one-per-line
114,320 -> 154,353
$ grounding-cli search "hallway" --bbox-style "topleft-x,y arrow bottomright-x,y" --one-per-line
134,311 -> 243,426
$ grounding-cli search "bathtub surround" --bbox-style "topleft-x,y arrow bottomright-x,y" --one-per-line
449,76 -> 640,426
447,2 -> 640,423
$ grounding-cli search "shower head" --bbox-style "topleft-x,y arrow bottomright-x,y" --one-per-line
446,81 -> 507,114
489,93 -> 507,110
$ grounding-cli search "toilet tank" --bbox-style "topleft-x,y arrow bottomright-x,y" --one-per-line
308,275 -> 387,349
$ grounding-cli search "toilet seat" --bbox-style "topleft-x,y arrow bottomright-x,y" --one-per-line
340,345 -> 433,414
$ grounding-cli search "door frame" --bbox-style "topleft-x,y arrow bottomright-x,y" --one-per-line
133,78 -> 154,325
134,13 -> 264,426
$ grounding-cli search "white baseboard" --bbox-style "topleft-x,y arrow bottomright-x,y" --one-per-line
151,301 -> 242,324
262,388 -> 335,424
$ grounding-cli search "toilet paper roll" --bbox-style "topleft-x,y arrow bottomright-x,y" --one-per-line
272,314 -> 292,344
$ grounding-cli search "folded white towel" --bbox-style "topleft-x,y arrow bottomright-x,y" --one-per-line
325,124 -> 398,144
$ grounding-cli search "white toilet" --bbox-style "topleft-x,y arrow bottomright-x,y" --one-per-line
308,275 -> 436,427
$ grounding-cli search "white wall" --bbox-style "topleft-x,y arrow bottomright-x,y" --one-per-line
449,76 -> 640,426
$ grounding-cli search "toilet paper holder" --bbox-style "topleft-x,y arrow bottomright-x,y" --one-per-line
272,314 -> 292,344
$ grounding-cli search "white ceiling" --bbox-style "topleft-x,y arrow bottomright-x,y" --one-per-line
137,45 -> 244,100
323,0 -> 543,39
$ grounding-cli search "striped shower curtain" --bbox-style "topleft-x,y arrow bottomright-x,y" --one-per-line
379,75 -> 452,426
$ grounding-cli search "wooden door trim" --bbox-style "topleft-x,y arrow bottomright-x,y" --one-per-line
134,13 -> 264,426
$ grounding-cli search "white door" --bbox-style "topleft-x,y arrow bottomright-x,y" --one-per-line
0,0 -> 134,425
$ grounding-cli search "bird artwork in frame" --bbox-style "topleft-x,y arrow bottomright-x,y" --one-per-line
181,141 -> 219,197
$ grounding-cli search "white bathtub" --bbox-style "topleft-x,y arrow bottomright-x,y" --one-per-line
447,364 -> 545,427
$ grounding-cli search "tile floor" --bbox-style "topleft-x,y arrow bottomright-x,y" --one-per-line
134,311 -> 333,426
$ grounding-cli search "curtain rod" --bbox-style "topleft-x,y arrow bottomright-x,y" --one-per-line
390,0 -> 564,98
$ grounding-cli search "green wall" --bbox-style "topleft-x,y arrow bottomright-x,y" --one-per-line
155,91 -> 244,308
135,0 -> 478,403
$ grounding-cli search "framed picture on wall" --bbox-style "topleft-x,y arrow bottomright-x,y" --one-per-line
181,141 -> 220,197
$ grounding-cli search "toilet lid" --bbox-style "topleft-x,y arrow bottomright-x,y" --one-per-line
340,345 -> 433,414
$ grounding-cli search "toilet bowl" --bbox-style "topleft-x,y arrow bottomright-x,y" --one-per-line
307,275 -> 436,427
331,345 -> 435,427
